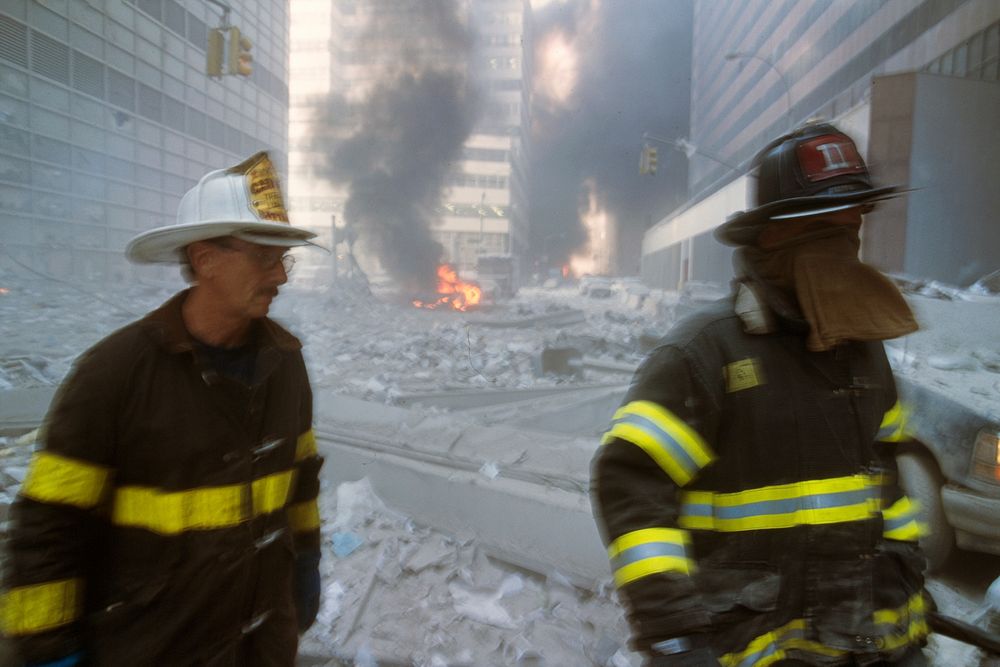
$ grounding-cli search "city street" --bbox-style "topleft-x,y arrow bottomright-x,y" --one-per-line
2,272 -> 997,665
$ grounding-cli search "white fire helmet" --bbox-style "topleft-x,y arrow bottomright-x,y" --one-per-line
126,151 -> 321,264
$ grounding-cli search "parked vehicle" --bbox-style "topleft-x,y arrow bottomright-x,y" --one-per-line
887,279 -> 1000,571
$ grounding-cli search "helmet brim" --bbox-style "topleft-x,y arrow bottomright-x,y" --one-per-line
126,221 -> 322,264
714,184 -> 903,246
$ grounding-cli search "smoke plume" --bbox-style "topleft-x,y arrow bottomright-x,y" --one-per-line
317,0 -> 479,291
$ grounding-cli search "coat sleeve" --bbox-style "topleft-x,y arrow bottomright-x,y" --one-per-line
1,346 -> 120,662
872,368 -> 927,550
287,356 -> 323,554
591,344 -> 721,655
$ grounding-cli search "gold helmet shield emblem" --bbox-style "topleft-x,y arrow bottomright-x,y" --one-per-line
241,152 -> 289,223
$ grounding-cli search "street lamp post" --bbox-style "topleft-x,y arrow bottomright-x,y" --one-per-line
478,191 -> 486,255
642,132 -> 741,173
330,214 -> 337,284
725,52 -> 794,131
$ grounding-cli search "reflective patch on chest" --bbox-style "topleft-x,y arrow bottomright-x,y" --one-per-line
725,358 -> 765,393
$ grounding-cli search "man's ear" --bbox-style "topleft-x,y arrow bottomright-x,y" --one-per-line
186,241 -> 216,281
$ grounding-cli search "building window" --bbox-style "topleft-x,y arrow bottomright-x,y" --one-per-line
0,15 -> 29,68
30,30 -> 70,86
107,69 -> 136,111
138,83 -> 163,122
163,0 -> 186,36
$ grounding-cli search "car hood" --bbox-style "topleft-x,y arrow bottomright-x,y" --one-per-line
886,292 -> 1000,422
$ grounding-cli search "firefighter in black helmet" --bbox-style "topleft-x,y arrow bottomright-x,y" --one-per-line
591,122 -> 930,666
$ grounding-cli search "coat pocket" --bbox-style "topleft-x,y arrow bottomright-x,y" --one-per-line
697,566 -> 782,625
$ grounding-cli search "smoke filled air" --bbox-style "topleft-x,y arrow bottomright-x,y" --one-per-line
316,0 -> 480,292
530,0 -> 692,273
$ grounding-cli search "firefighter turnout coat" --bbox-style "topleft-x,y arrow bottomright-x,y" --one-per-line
591,283 -> 927,666
2,291 -> 323,665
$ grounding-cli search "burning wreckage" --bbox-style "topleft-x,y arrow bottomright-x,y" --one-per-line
411,264 -> 483,312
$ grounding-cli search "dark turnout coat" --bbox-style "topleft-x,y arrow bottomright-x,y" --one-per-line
2,291 -> 323,666
591,283 -> 928,666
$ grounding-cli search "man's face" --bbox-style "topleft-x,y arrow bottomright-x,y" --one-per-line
200,237 -> 291,320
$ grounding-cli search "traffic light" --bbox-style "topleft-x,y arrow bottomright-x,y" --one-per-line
227,27 -> 253,77
207,28 -> 224,77
639,144 -> 659,175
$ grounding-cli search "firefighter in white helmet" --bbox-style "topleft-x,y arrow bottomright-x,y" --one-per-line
2,153 -> 325,666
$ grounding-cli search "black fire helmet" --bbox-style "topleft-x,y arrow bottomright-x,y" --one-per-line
715,121 -> 903,247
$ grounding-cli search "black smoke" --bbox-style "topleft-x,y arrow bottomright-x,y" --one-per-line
530,0 -> 693,275
316,0 -> 479,292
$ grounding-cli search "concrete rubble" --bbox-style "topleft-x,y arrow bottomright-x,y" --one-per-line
2,270 -> 998,665
298,478 -> 636,667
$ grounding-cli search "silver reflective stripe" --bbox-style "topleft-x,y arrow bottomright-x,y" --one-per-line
735,626 -> 806,667
611,541 -> 687,571
679,500 -> 712,517
713,488 -> 876,521
882,513 -> 913,534
610,413 -> 699,478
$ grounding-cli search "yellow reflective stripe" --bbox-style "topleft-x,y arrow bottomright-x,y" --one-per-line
607,527 -> 693,586
720,595 -> 929,666
778,639 -> 844,658
252,470 -> 296,515
874,592 -> 927,626
676,490 -> 715,529
614,556 -> 692,587
882,496 -> 927,541
602,400 -> 716,486
877,402 -> 910,442
113,484 -> 246,534
295,429 -> 317,461
287,499 -> 321,533
720,619 -> 848,667
881,619 -> 930,651
882,618 -> 931,651
608,527 -> 689,556
875,593 -> 930,650
0,578 -> 82,636
678,475 -> 881,532
20,451 -> 112,509
112,470 -> 296,535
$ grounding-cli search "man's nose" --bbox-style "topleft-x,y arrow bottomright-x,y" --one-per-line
273,263 -> 288,286
264,260 -> 288,286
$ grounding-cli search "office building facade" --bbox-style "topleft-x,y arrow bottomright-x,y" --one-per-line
642,0 -> 999,289
288,0 -> 531,281
1,0 -> 289,281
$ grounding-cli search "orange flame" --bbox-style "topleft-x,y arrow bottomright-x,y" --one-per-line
412,264 -> 482,311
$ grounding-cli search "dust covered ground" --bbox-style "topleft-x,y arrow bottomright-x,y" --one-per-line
1,267 -> 998,665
